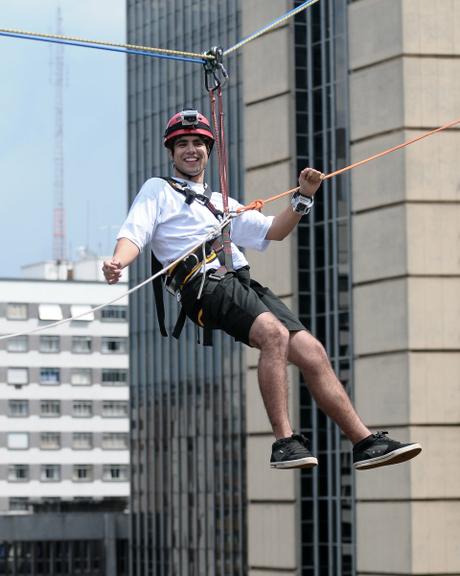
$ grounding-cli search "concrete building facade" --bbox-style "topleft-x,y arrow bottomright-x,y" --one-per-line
349,1 -> 460,574
127,1 -> 460,575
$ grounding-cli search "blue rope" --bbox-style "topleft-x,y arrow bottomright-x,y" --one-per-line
0,31 -> 206,64
224,0 -> 319,56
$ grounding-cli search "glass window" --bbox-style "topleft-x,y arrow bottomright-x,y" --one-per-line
102,369 -> 128,386
72,401 -> 93,418
101,337 -> 127,354
9,498 -> 29,511
102,433 -> 129,450
8,400 -> 29,417
6,335 -> 28,353
7,368 -> 28,385
40,432 -> 61,450
101,305 -> 128,322
41,464 -> 61,481
6,303 -> 28,320
40,368 -> 60,385
39,335 -> 60,353
8,465 -> 29,482
70,304 -> 94,322
72,432 -> 93,450
102,401 -> 129,418
71,369 -> 92,386
7,433 -> 29,450
40,400 -> 61,418
103,465 -> 128,482
73,465 -> 93,482
38,304 -> 63,321
72,336 -> 92,354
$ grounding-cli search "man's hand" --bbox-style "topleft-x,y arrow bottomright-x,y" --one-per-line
102,258 -> 123,284
298,167 -> 324,197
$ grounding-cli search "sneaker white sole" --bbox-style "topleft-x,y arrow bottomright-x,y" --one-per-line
353,443 -> 422,470
270,456 -> 318,470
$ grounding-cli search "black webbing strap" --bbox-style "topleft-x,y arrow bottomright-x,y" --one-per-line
151,253 -> 168,337
172,308 -> 187,339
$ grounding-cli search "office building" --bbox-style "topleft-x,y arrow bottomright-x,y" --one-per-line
127,1 -> 460,575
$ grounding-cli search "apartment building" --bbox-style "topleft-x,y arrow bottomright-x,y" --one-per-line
0,261 -> 129,514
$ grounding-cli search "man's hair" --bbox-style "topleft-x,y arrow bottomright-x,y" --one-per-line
169,134 -> 213,154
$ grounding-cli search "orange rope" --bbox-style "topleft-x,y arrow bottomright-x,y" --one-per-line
238,117 -> 460,213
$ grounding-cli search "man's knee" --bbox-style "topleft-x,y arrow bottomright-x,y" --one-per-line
308,337 -> 329,364
290,331 -> 330,367
249,312 -> 289,350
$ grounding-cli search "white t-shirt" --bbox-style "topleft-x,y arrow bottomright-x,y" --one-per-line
117,177 -> 274,271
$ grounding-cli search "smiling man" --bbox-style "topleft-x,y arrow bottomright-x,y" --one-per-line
103,109 -> 422,471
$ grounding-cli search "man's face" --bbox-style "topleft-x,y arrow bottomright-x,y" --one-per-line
170,135 -> 209,181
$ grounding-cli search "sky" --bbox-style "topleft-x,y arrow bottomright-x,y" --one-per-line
0,0 -> 127,277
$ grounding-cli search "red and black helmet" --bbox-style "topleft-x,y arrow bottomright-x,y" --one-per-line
163,109 -> 215,151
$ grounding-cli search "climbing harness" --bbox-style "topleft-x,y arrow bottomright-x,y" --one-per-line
150,176 -> 230,345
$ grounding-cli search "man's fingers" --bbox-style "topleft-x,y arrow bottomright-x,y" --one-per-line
106,270 -> 122,285
102,259 -> 123,285
102,259 -> 122,272
302,168 -> 323,181
300,169 -> 316,180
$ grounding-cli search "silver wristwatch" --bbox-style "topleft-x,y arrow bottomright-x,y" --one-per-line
290,191 -> 314,215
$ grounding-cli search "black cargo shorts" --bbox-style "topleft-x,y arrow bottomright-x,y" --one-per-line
180,266 -> 306,346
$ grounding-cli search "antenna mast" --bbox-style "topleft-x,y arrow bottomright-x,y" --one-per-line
53,5 -> 65,263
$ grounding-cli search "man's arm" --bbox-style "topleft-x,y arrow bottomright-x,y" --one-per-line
102,238 -> 140,284
266,167 -> 324,241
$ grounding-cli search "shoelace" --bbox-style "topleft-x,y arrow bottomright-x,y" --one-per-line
291,433 -> 310,448
373,431 -> 388,440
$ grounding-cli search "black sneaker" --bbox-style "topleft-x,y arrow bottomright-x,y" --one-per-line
353,431 -> 422,470
270,433 -> 318,470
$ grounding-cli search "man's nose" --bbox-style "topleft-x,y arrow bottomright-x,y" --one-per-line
185,142 -> 198,153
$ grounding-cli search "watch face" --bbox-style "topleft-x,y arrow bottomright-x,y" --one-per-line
291,192 -> 313,214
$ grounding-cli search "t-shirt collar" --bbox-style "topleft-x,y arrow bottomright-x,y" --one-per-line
171,177 -> 211,199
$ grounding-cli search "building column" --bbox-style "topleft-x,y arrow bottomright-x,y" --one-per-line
349,1 -> 460,574
242,1 -> 300,574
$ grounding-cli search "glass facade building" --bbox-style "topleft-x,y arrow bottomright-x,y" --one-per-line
126,2 -> 246,575
127,1 -> 355,575
294,2 -> 354,575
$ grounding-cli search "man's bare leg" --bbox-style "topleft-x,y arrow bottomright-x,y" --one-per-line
287,330 -> 370,444
249,312 -> 293,440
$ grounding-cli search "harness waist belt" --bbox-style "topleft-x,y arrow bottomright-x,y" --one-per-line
165,239 -> 222,295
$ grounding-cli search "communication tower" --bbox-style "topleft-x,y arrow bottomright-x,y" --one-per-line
52,5 -> 65,263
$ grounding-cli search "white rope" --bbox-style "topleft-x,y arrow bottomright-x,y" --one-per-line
223,0 -> 320,56
0,215 -> 233,341
197,240 -> 208,301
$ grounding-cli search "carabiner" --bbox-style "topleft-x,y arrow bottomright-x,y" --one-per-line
203,46 -> 228,92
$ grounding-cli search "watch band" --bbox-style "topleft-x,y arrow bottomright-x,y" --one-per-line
290,191 -> 314,215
